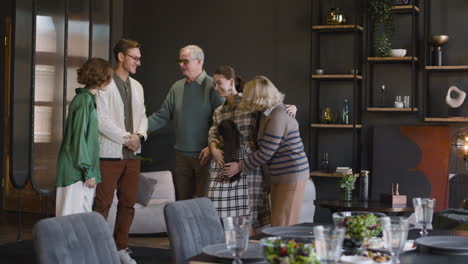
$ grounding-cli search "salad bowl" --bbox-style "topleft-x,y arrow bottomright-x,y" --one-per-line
260,236 -> 319,264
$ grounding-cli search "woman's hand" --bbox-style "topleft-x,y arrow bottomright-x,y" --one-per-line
211,147 -> 225,167
285,104 -> 297,118
222,162 -> 241,177
85,177 -> 96,188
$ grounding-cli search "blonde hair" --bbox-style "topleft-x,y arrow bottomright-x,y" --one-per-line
240,76 -> 284,111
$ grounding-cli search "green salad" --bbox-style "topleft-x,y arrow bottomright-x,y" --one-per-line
261,238 -> 319,264
337,214 -> 382,241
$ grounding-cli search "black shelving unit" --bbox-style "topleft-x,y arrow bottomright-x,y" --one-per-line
365,2 -> 420,112
310,0 -> 363,177
423,0 -> 468,122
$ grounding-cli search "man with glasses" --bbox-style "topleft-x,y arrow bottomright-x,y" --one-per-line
93,38 -> 147,264
148,45 -> 224,200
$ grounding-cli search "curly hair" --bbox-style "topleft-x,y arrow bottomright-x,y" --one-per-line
76,58 -> 112,87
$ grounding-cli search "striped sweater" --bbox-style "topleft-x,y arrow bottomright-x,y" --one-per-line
239,104 -> 310,184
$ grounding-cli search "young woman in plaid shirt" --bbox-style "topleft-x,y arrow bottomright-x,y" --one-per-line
223,76 -> 313,226
207,65 -> 271,229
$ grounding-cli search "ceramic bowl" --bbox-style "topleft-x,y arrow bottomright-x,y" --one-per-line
315,69 -> 324,75
431,35 -> 449,46
389,49 -> 407,57
260,237 -> 316,264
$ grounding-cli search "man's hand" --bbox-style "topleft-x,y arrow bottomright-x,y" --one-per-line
84,177 -> 96,188
211,147 -> 224,167
124,134 -> 141,151
222,162 -> 241,177
285,104 -> 297,118
199,147 -> 212,166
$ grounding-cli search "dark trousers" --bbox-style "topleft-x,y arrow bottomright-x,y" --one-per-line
174,152 -> 210,200
93,159 -> 140,250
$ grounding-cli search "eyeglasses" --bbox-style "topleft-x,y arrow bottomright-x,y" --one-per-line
177,58 -> 197,65
125,53 -> 142,63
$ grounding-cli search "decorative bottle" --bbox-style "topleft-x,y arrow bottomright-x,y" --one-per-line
360,170 -> 369,201
320,152 -> 329,172
341,98 -> 349,124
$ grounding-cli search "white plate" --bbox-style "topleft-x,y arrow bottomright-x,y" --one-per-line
366,239 -> 416,253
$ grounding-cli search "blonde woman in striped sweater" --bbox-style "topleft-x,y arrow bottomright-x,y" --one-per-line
223,76 -> 313,226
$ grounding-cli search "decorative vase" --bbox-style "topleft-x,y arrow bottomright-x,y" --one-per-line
341,188 -> 353,201
326,8 -> 347,25
321,107 -> 336,124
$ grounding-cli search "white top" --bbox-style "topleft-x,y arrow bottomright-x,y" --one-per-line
96,77 -> 148,158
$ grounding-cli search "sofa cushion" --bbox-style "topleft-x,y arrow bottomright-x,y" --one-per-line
136,174 -> 158,206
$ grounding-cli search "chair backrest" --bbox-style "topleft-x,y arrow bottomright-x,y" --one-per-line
33,212 -> 119,264
164,198 -> 225,264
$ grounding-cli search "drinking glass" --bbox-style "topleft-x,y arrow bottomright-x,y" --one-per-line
395,96 -> 402,103
313,225 -> 345,264
381,217 -> 409,264
403,96 -> 410,108
223,216 -> 251,264
412,198 -> 436,237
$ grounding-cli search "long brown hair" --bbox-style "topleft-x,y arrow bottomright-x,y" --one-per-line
213,65 -> 245,93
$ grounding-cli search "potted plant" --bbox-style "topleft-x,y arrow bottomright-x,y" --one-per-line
339,174 -> 357,201
368,0 -> 394,56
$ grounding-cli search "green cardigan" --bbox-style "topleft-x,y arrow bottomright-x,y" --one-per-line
56,88 -> 101,187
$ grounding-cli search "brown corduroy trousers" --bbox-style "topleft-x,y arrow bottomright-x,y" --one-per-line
93,159 -> 140,250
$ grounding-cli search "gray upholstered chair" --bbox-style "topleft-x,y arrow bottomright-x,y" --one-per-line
33,212 -> 119,264
164,197 -> 225,264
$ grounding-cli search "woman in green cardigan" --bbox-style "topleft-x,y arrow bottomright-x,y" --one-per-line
55,58 -> 112,216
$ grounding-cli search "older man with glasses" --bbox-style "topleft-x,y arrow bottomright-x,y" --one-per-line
148,45 -> 224,200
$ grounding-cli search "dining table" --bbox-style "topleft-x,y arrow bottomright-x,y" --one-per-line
315,199 -> 414,215
187,223 -> 468,264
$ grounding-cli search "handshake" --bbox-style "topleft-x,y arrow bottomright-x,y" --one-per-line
124,133 -> 142,151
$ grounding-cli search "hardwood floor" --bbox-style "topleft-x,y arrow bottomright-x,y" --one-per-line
0,210 -> 170,249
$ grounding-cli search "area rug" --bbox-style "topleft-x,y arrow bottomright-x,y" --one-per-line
0,240 -> 172,264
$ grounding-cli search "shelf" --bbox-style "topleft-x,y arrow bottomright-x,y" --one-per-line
310,171 -> 359,178
368,56 -> 418,62
311,25 -> 363,32
311,124 -> 362,128
312,74 -> 363,80
367,107 -> 418,112
424,117 -> 468,122
425,65 -> 468,71
391,5 -> 420,13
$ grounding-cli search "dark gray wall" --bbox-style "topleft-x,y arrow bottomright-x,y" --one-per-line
123,0 -> 312,173
123,0 -> 468,221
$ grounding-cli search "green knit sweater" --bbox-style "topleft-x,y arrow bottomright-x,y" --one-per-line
148,72 -> 224,156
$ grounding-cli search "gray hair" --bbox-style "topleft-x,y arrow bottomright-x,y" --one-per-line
180,45 -> 204,62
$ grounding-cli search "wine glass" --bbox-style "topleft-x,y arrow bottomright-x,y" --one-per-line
412,198 -> 436,237
223,216 -> 251,264
381,217 -> 409,264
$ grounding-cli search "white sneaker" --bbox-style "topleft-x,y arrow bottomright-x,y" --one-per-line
118,248 -> 137,264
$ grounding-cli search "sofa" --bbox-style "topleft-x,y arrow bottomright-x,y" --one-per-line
107,171 -> 176,234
